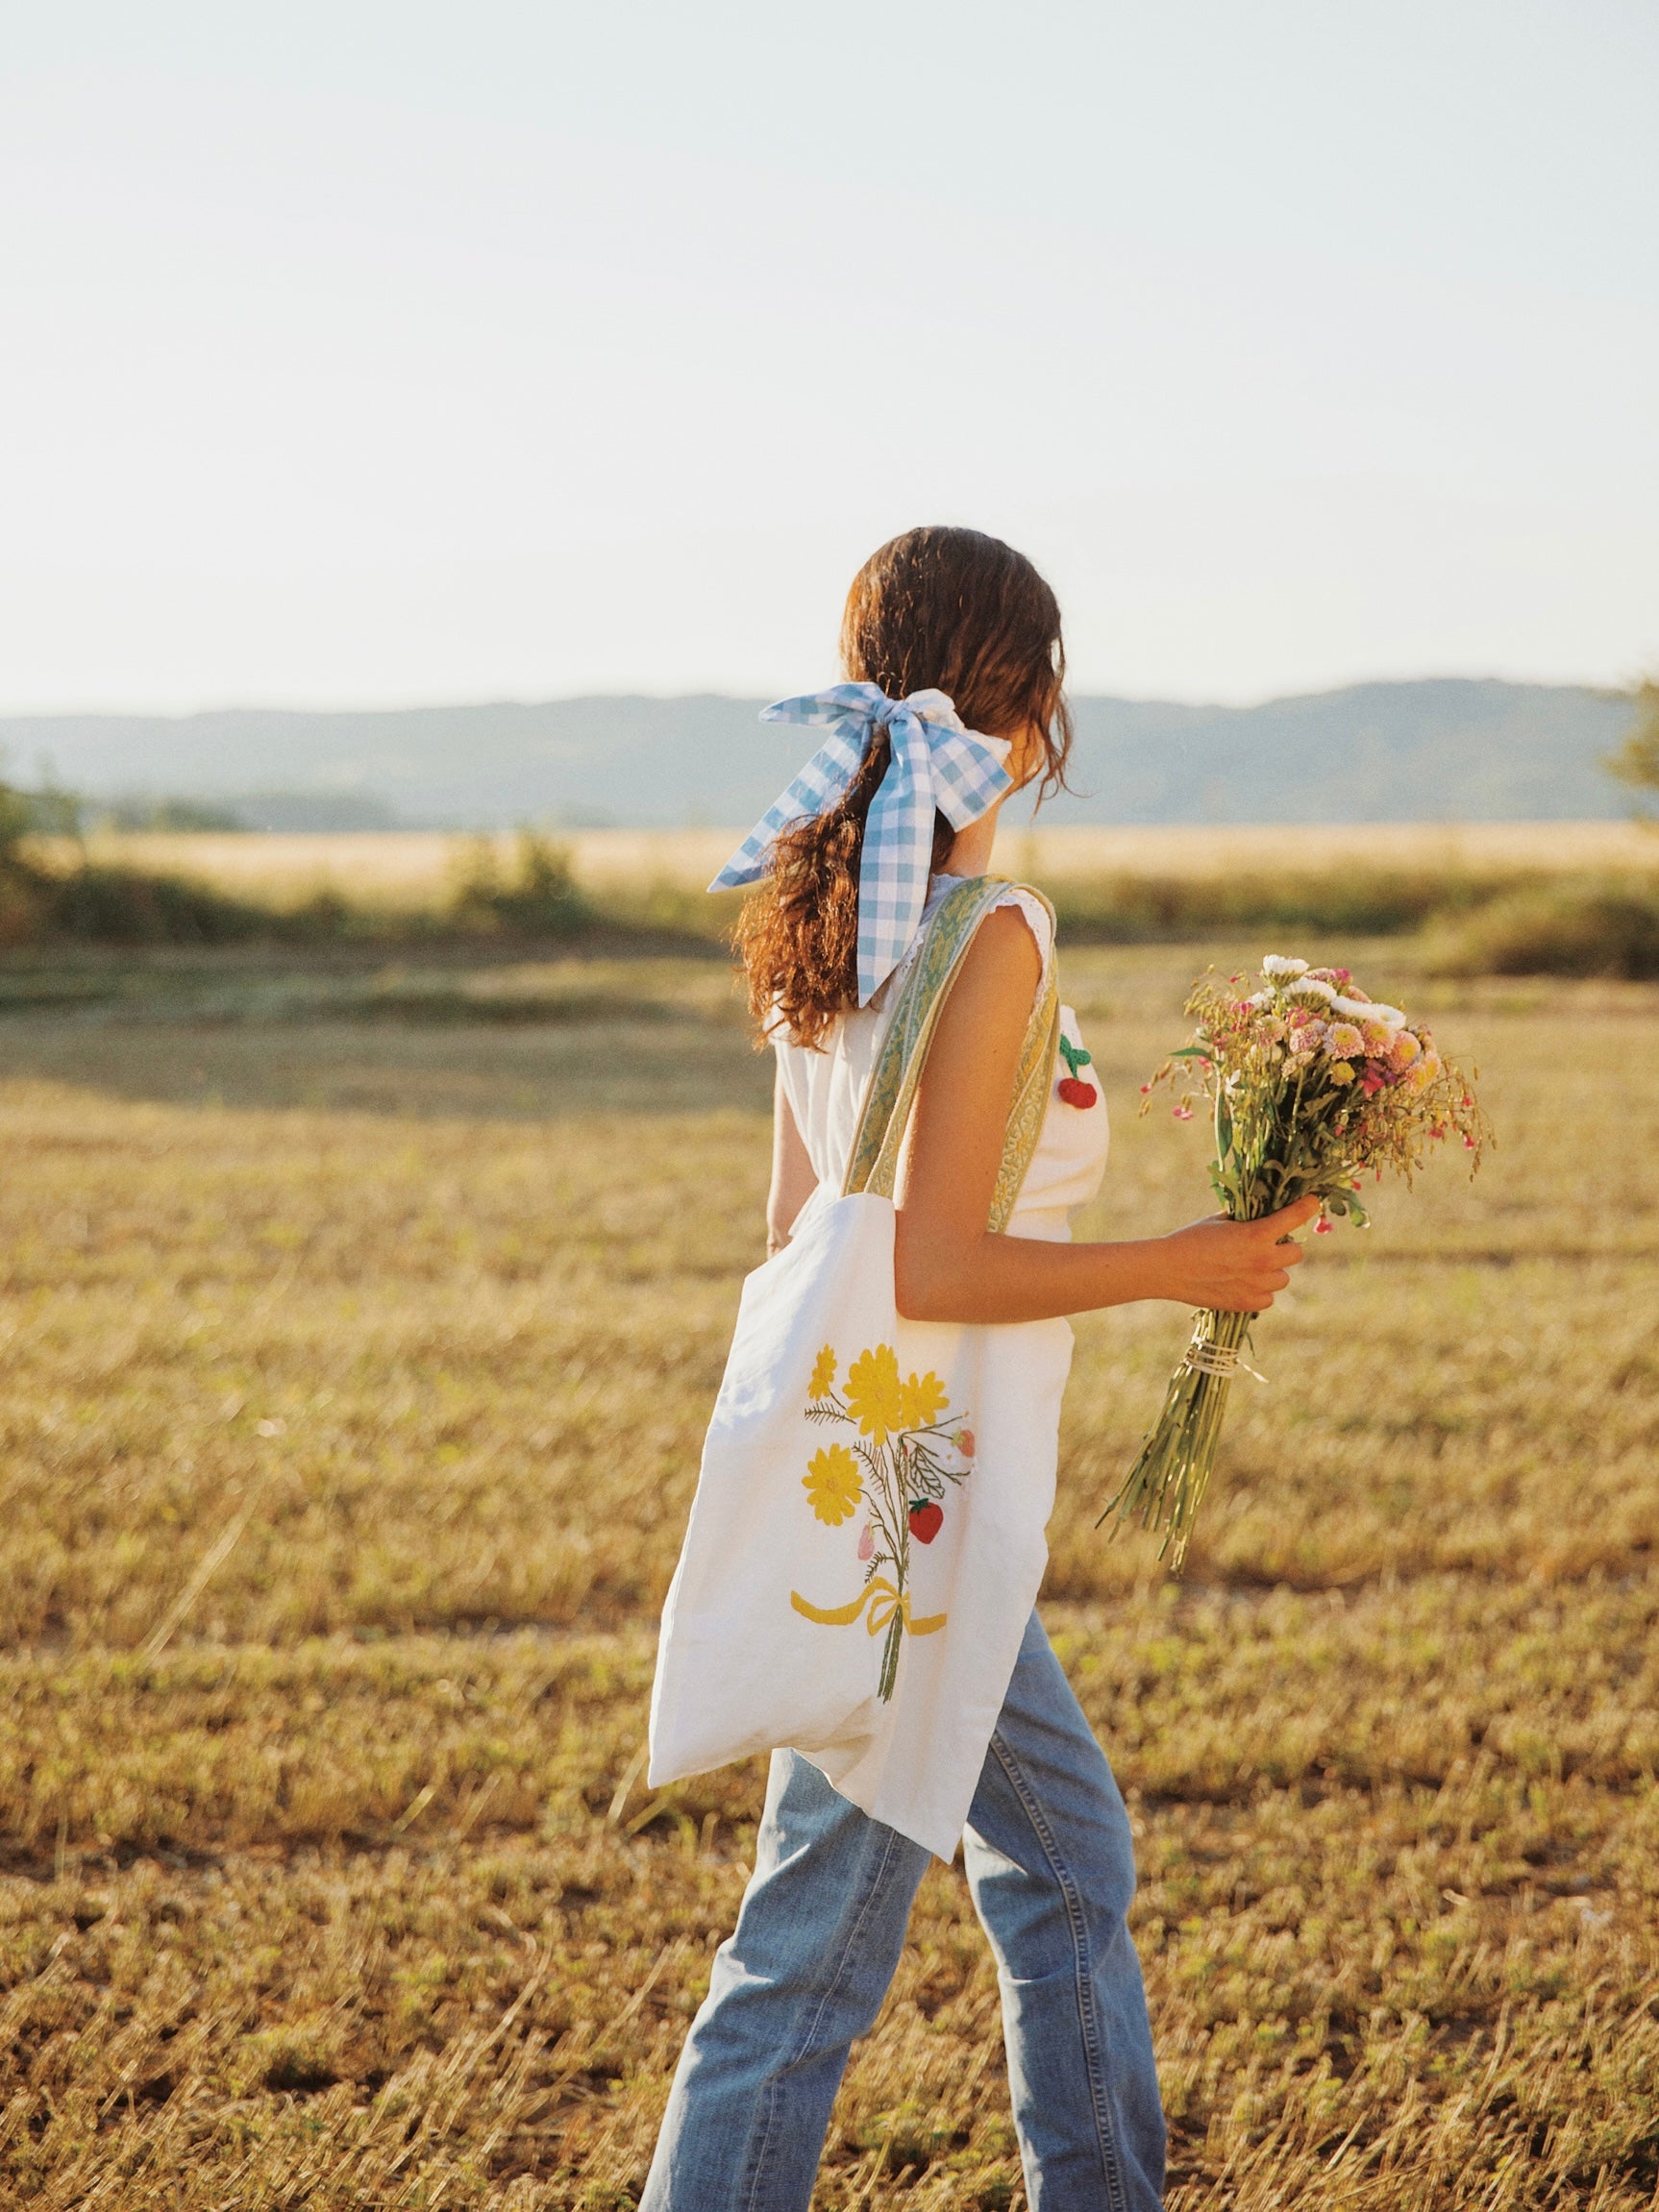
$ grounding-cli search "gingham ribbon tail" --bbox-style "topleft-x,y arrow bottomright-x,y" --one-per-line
709,683 -> 1012,1004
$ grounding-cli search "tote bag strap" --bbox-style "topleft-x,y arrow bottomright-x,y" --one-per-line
843,876 -> 1061,1234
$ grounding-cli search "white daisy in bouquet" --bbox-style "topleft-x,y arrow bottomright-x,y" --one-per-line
1101,955 -> 1490,1567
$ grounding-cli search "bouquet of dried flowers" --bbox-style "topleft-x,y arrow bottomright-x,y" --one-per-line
1100,956 -> 1488,1567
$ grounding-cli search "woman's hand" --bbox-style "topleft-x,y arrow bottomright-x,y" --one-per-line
1144,1196 -> 1321,1312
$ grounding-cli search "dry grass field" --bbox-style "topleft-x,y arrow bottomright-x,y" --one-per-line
37,818 -> 1659,915
2,931 -> 1657,2208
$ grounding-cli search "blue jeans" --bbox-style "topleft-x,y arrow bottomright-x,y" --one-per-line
641,1611 -> 1165,2210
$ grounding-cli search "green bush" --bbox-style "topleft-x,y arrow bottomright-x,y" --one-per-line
1,780 -> 65,943
580,878 -> 745,945
446,832 -> 590,938
1042,868 -> 1496,944
44,866 -> 290,946
1423,880 -> 1659,979
96,796 -> 249,832
5,831 -> 597,951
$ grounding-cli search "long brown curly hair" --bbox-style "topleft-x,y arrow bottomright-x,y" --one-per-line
737,526 -> 1073,1048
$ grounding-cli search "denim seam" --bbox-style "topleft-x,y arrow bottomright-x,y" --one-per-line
735,1813 -> 909,2212
989,1728 -> 1129,2212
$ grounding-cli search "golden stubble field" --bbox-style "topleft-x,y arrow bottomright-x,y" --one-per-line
1,937 -> 1657,2209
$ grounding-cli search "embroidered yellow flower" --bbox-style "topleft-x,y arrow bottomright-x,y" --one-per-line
803,1443 -> 862,1526
899,1369 -> 949,1431
807,1344 -> 838,1400
843,1343 -> 904,1446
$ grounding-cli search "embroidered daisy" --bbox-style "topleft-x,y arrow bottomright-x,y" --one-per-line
803,1443 -> 862,1526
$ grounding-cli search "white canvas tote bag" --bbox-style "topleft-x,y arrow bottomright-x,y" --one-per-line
649,878 -> 1074,1859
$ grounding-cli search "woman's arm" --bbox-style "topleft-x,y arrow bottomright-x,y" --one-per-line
767,1064 -> 820,1257
893,907 -> 1318,1324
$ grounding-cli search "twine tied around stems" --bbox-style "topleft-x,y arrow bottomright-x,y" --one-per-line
1180,1327 -> 1268,1384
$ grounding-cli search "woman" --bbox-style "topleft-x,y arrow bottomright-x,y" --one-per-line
643,528 -> 1315,2210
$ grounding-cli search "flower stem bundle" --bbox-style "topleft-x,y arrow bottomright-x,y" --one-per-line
1100,956 -> 1489,1569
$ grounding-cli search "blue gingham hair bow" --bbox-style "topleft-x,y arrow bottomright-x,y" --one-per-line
709,683 -> 1014,1005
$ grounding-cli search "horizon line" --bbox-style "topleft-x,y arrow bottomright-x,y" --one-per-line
0,670 -> 1635,725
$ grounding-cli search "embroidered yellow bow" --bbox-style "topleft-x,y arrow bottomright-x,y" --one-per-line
790,1577 -> 947,1637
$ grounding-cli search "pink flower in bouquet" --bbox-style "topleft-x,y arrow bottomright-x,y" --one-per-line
1328,1022 -> 1366,1060
1390,1030 -> 1422,1069
1173,1102 -> 1195,1120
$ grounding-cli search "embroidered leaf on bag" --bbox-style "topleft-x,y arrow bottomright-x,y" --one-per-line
791,1341 -> 974,1701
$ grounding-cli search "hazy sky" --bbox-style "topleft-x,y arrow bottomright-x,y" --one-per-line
2,0 -> 1655,711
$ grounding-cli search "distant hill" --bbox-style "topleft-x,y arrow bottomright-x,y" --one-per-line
1,679 -> 1634,828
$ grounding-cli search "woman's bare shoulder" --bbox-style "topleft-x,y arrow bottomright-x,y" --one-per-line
937,903 -> 1042,1035
971,898 -> 1045,971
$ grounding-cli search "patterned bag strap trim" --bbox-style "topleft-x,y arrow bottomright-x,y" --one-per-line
844,877 -> 1005,1200
843,877 -> 1060,1233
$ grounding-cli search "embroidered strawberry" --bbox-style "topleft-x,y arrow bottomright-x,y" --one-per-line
1056,1035 -> 1097,1109
907,1501 -> 943,1544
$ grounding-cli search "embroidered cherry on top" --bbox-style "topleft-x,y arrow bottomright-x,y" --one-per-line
1056,1034 -> 1097,1110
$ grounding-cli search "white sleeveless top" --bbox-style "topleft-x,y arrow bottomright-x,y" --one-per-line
774,876 -> 1110,1243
